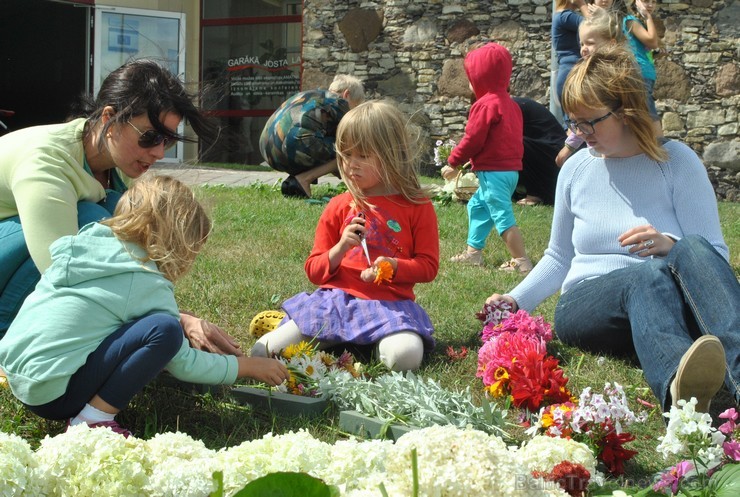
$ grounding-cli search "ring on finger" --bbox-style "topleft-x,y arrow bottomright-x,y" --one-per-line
644,239 -> 655,248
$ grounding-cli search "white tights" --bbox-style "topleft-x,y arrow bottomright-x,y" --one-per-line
250,319 -> 424,371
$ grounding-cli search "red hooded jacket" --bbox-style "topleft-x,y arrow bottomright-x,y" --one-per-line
447,43 -> 524,172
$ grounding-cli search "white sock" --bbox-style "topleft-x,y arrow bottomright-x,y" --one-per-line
70,403 -> 116,426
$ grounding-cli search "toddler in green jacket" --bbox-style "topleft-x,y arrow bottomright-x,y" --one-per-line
0,175 -> 288,436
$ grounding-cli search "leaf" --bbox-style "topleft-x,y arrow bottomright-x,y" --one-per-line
210,471 -> 224,497
709,463 -> 740,497
232,472 -> 339,497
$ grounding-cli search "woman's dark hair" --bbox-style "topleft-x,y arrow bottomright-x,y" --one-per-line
71,59 -> 215,148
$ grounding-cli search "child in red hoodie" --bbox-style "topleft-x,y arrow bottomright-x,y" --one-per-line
442,42 -> 532,273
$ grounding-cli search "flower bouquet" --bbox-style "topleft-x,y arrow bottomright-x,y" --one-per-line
476,304 -> 571,412
528,382 -> 646,476
272,340 -> 360,397
652,400 -> 740,495
433,138 -> 456,168
232,341 -> 359,416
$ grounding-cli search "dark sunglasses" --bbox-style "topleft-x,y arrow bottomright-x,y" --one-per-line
127,121 -> 178,150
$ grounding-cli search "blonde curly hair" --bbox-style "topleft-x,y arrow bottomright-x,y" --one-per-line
102,175 -> 211,282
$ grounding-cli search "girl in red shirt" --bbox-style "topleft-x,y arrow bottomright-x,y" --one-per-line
252,101 -> 439,371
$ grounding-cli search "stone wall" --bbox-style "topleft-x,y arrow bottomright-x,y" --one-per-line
302,0 -> 740,200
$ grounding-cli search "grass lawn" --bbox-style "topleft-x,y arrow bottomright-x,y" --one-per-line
1,179 -> 738,485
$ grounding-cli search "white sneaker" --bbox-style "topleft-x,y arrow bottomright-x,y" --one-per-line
498,257 -> 533,274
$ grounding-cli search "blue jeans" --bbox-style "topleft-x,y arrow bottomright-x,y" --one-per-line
0,193 -> 121,336
27,313 -> 183,420
554,236 -> 740,410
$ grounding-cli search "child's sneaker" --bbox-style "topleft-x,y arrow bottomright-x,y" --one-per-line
249,310 -> 286,337
498,257 -> 533,274
67,419 -> 132,438
450,249 -> 484,266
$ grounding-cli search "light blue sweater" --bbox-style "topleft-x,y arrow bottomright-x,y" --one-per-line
0,223 -> 239,406
509,140 -> 729,312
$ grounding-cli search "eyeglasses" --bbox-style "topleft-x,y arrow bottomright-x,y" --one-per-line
127,121 -> 177,150
564,111 -> 614,136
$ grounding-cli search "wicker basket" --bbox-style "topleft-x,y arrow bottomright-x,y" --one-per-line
454,165 -> 478,202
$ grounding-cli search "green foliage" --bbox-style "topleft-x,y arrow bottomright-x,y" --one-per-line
232,472 -> 340,497
319,370 -> 510,437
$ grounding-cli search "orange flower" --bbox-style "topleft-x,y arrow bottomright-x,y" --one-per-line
373,260 -> 394,285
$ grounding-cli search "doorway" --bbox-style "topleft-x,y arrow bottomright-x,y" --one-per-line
0,0 -> 90,130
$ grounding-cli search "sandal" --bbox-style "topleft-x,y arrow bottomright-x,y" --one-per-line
498,257 -> 533,274
450,249 -> 484,266
249,310 -> 286,337
516,196 -> 542,206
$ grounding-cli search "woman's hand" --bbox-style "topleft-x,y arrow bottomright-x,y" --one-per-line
360,256 -> 397,283
618,225 -> 674,257
485,293 -> 519,311
238,357 -> 290,386
180,312 -> 244,356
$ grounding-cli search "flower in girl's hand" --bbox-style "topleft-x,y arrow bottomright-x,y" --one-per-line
373,260 -> 394,285
434,139 -> 456,168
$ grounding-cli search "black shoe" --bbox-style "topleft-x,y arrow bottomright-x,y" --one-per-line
281,176 -> 309,198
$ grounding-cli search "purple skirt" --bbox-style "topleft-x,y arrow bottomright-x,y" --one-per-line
281,288 -> 435,351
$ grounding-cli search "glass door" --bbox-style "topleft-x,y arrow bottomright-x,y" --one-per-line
93,6 -> 186,162
200,0 -> 302,165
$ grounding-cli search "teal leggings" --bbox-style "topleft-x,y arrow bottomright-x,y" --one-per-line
0,193 -> 121,336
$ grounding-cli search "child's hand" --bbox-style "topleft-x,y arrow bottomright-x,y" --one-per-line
635,0 -> 651,18
360,256 -> 397,283
441,166 -> 457,181
238,356 -> 290,386
335,215 -> 366,254
555,146 -> 573,168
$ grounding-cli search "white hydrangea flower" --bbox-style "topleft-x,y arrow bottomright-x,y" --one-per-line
318,438 -> 394,492
0,431 -> 42,497
382,425 -> 539,496
215,430 -> 331,495
145,460 -> 217,497
146,432 -> 215,461
144,432 -> 219,497
515,435 -> 602,486
35,424 -> 150,497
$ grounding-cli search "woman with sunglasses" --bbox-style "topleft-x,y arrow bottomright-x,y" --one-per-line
486,45 -> 739,415
0,60 -> 242,358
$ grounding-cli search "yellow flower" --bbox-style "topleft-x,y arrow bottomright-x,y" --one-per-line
373,260 -> 394,285
282,341 -> 314,360
486,367 -> 510,397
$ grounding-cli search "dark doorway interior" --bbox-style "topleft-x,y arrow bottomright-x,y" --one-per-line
0,0 -> 89,131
